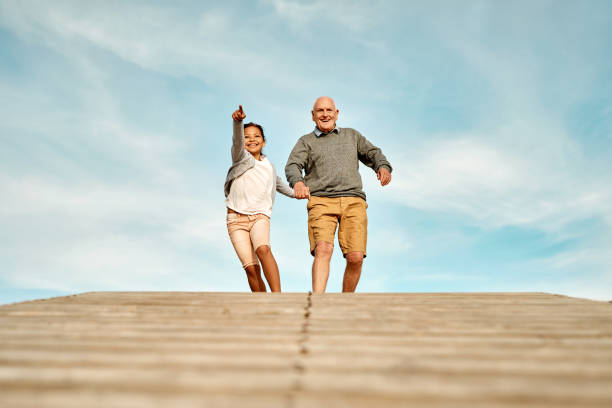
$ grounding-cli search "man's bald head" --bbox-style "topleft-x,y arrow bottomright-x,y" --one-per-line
311,96 -> 339,133
313,96 -> 336,111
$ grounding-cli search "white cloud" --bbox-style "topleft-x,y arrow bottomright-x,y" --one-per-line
0,174 -> 235,292
267,0 -> 326,25
0,2 -> 246,294
384,132 -> 611,231
267,0 -> 376,30
369,226 -> 413,255
366,3 -> 612,234
527,258 -> 612,302
0,1 -> 314,94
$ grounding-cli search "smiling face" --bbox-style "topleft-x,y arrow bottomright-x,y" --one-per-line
244,124 -> 265,159
312,96 -> 339,133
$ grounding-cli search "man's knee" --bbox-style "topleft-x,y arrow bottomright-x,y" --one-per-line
314,241 -> 334,258
346,251 -> 364,266
255,245 -> 271,257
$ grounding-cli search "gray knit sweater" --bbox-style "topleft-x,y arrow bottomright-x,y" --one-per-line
224,120 -> 294,200
285,128 -> 392,200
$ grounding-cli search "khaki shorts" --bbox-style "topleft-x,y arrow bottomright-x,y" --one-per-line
226,212 -> 270,268
307,196 -> 368,257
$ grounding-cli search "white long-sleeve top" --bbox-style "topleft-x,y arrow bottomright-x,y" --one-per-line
226,157 -> 277,217
224,120 -> 294,217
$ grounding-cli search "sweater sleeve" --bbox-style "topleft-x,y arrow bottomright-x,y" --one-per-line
276,175 -> 295,198
285,138 -> 308,188
357,132 -> 392,173
231,120 -> 248,163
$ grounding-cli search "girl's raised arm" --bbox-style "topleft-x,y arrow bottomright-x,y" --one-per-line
231,105 -> 247,163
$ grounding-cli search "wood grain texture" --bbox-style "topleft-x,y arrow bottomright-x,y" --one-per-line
1,292 -> 610,407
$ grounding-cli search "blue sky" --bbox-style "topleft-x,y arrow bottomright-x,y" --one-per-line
1,0 -> 611,304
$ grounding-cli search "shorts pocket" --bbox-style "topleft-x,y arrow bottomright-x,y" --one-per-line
226,213 -> 241,224
306,196 -> 320,211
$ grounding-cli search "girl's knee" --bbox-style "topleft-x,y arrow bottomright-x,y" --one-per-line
255,245 -> 272,257
244,264 -> 260,277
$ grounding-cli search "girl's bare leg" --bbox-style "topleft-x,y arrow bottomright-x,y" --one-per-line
256,271 -> 267,292
244,264 -> 267,292
255,245 -> 281,292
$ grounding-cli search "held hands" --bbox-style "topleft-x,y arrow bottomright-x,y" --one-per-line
377,167 -> 392,186
293,181 -> 311,199
232,105 -> 246,121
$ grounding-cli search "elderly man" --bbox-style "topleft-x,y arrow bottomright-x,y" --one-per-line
285,96 -> 392,293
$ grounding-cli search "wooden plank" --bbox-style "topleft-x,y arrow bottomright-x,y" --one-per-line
1,292 -> 611,407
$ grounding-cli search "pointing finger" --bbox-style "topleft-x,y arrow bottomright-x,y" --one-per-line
239,105 -> 244,114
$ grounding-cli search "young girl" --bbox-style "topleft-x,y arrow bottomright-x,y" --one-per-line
224,105 -> 299,292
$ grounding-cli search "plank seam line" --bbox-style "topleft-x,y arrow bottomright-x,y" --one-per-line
285,291 -> 312,408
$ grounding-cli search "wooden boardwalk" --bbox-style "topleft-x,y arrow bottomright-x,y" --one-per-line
1,292 -> 611,407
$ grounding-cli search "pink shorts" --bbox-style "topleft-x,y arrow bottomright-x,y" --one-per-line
226,212 -> 271,268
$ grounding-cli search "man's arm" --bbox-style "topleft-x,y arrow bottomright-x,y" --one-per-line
285,138 -> 311,199
285,138 -> 309,187
356,132 -> 392,186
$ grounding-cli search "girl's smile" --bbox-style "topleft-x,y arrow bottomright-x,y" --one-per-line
244,126 -> 265,160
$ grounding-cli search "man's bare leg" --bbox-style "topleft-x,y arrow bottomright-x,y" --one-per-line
256,245 -> 281,292
244,264 -> 267,292
312,241 -> 334,293
342,251 -> 364,292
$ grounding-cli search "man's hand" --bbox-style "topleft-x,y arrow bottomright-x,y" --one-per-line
232,105 -> 246,121
293,181 -> 311,199
377,167 -> 391,186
